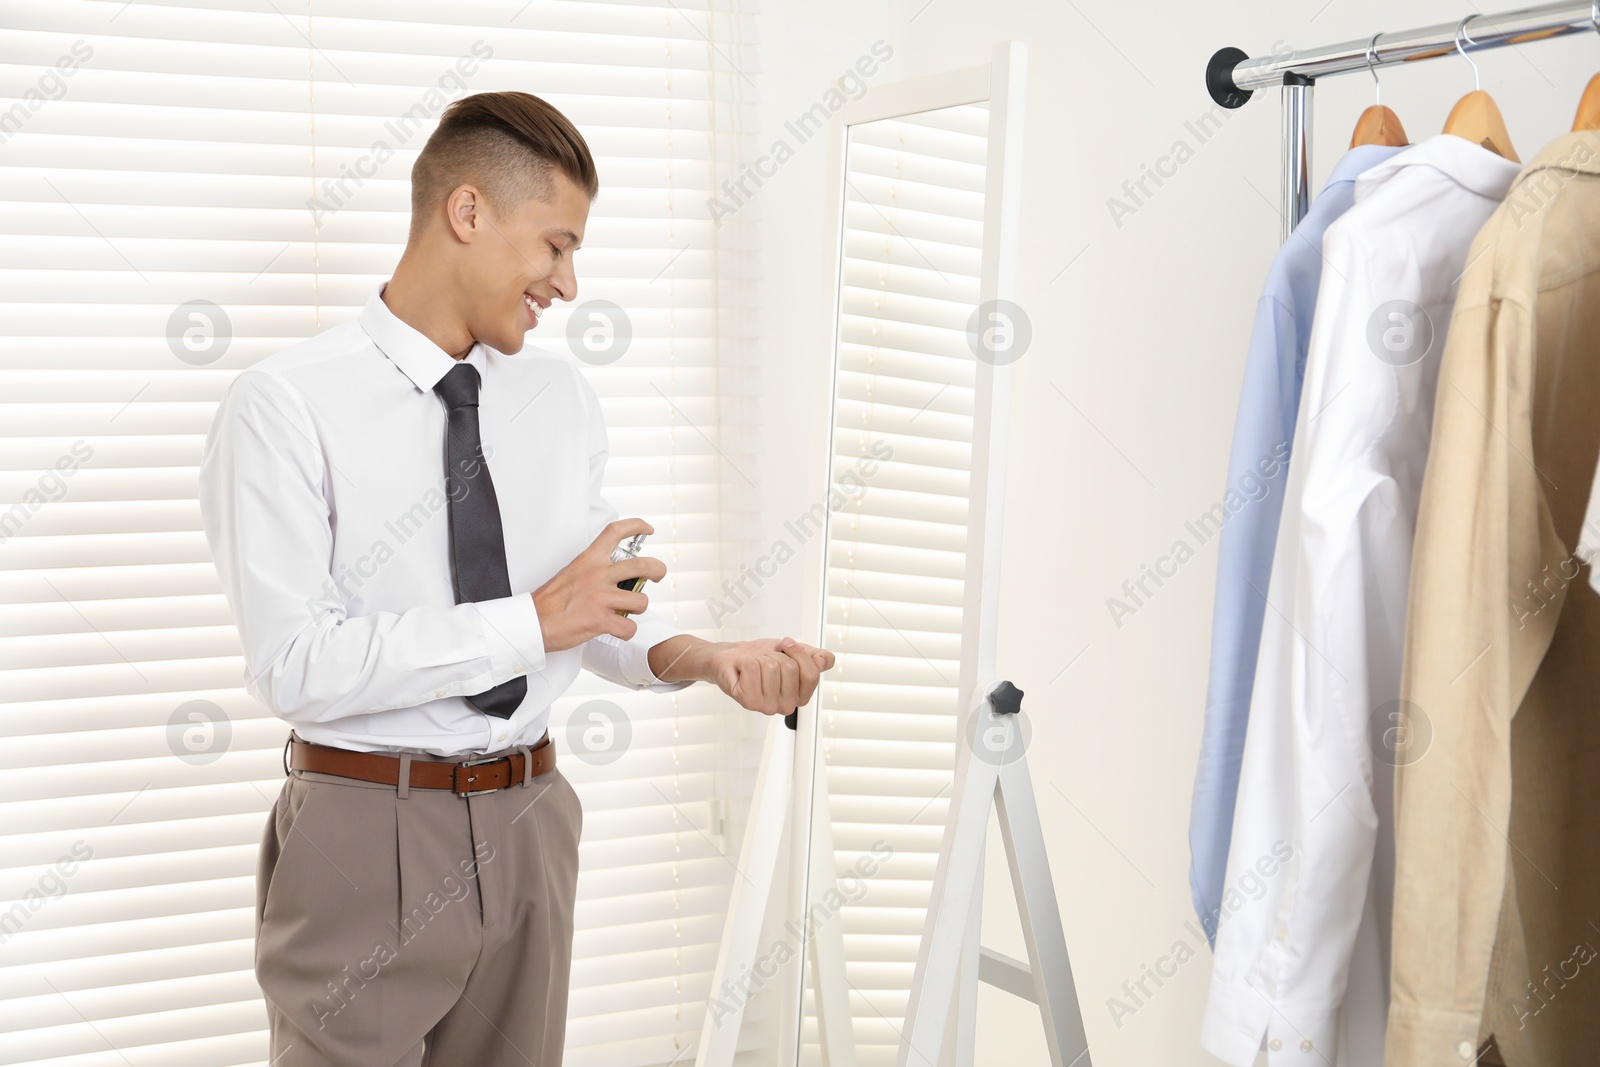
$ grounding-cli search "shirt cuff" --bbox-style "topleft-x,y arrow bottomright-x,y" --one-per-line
1264,1014 -> 1338,1065
596,611 -> 696,692
1384,1003 -> 1485,1067
474,593 -> 545,683
1202,977 -> 1338,1067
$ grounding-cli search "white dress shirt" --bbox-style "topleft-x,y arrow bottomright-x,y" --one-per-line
1201,135 -> 1520,1067
197,279 -> 693,758
1582,447 -> 1600,593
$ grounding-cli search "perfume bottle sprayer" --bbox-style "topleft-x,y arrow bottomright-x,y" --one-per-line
610,532 -> 650,617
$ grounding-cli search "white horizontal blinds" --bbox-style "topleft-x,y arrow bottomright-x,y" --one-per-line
803,101 -> 990,1066
0,1 -> 757,1065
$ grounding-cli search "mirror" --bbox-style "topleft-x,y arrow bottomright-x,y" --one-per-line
798,96 -> 996,1064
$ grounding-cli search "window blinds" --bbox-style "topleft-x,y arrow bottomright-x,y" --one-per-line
802,101 -> 991,1066
0,2 -> 759,1065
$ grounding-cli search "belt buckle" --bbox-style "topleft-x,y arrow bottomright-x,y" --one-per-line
453,754 -> 511,797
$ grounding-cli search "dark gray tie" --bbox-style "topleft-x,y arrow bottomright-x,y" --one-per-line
433,362 -> 526,719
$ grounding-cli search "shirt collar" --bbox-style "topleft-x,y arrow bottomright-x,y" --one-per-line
1516,128 -> 1600,181
1325,142 -> 1407,189
358,278 -> 488,393
1352,132 -> 1523,202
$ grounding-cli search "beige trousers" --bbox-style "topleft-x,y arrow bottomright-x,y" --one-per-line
254,738 -> 582,1066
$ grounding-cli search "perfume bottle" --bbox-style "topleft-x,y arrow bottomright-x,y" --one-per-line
610,532 -> 650,617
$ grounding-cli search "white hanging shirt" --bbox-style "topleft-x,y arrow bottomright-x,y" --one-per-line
197,279 -> 692,758
1582,448 -> 1600,591
1201,135 -> 1520,1067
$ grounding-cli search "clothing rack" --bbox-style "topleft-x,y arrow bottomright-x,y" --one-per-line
1205,1 -> 1600,240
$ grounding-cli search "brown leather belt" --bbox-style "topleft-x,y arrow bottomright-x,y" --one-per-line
287,731 -> 556,797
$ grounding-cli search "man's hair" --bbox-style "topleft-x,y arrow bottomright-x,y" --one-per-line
410,91 -> 598,236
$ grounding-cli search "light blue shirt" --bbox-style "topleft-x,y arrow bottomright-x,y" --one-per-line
1188,144 -> 1407,945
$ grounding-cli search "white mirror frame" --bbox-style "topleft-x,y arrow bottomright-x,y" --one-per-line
785,39 -> 1030,1067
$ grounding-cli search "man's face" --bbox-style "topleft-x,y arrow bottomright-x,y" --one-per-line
459,170 -> 588,356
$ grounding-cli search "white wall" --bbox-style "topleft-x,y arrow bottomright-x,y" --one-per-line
746,2 -> 1600,1065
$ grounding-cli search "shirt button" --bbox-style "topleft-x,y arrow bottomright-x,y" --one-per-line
497,733 -> 506,742
1457,1041 -> 1474,1060
1300,1040 -> 1313,1052
513,663 -> 524,673
1275,925 -> 1288,941
1268,1038 -> 1282,1051
435,688 -> 446,697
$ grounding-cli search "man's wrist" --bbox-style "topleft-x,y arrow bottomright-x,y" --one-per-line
648,634 -> 726,684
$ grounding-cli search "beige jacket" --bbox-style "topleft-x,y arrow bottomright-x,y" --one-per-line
1386,130 -> 1600,1066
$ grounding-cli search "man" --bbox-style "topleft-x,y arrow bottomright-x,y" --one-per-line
197,90 -> 834,1066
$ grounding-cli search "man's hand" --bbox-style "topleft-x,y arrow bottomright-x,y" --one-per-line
532,518 -> 667,653
704,637 -> 836,717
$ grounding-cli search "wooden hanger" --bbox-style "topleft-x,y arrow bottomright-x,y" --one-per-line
1574,72 -> 1600,132
1444,91 -> 1520,161
1352,34 -> 1410,148
1442,20 -> 1519,162
1352,105 -> 1410,147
